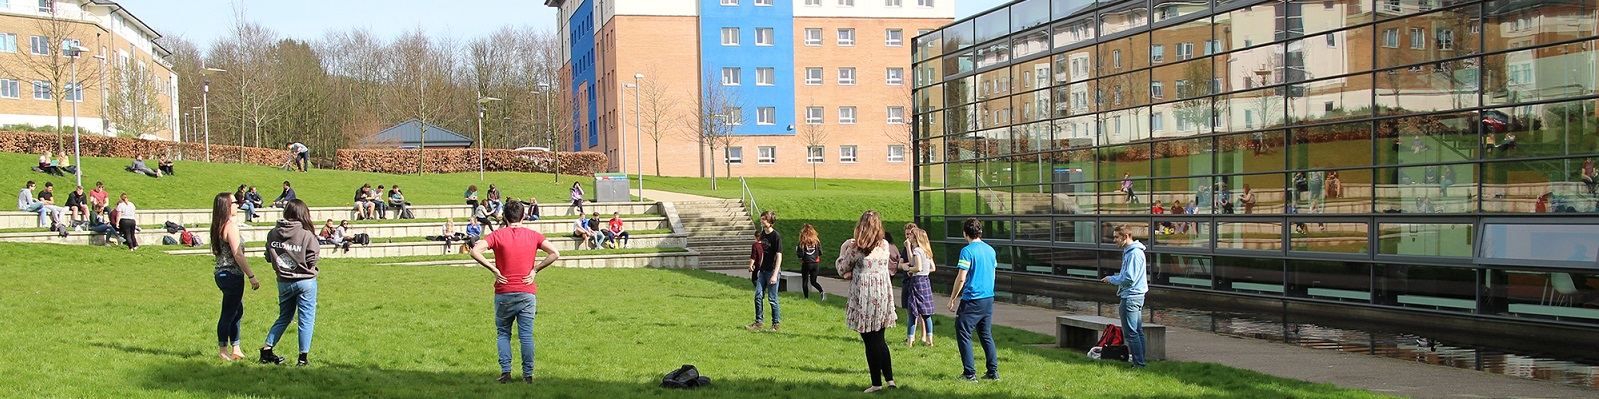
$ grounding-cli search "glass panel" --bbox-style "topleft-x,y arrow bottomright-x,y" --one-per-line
1053,15 -> 1098,50
1101,34 -> 1153,75
1154,253 -> 1214,288
1483,41 -> 1599,106
915,59 -> 945,88
1156,216 -> 1212,247
977,68 -> 1011,101
978,97 -> 1012,130
943,19 -> 974,53
1016,218 -> 1052,241
1290,121 -> 1372,169
1484,0 -> 1598,52
1217,131 -> 1286,174
1152,14 -> 1212,63
1216,255 -> 1286,294
1218,221 -> 1284,250
945,187 -> 980,214
1300,0 -> 1367,36
1100,177 -> 1149,214
982,218 -> 1013,241
1012,27 -> 1052,60
1288,259 -> 1371,302
993,244 -> 1016,272
1375,164 -> 1479,213
1224,1 -> 1291,44
976,11 -> 1010,44
1295,168 -> 1372,214
1014,121 -> 1053,153
1491,269 -> 1599,322
920,216 -> 948,242
1289,73 -> 1373,126
1014,90 -> 1051,125
974,40 -> 1011,69
1378,222 -> 1474,257
1056,115 -> 1098,149
1016,245 -> 1055,274
1054,0 -> 1098,20
1480,158 -> 1595,213
1153,138 -> 1215,176
1483,99 -> 1599,160
1223,43 -> 1283,91
1373,59 -> 1482,116
1052,157 -> 1099,213
1376,112 -> 1479,165
947,104 -> 977,137
1481,223 -> 1599,264
1222,173 -> 1288,214
1151,177 -> 1209,206
1012,0 -> 1053,31
1221,88 -> 1286,132
1051,247 -> 1101,278
1289,221 -> 1369,253
1099,143 -> 1152,181
1054,219 -> 1099,243
1373,4 -> 1481,69
1153,0 -> 1208,23
1099,0 -> 1150,37
1101,70 -> 1152,111
946,75 -> 975,107
1101,107 -> 1152,144
1102,220 -> 1151,245
945,50 -> 975,76
1375,264 -> 1478,313
914,30 -> 943,62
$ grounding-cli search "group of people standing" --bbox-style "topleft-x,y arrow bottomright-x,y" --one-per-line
208,194 -> 320,366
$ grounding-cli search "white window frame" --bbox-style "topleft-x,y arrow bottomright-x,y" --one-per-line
1409,27 -> 1425,49
839,106 -> 857,124
887,145 -> 905,163
805,67 -> 823,85
886,67 -> 903,85
1150,44 -> 1164,63
1436,28 -> 1455,50
0,33 -> 15,53
840,145 -> 858,163
0,79 -> 19,99
1175,42 -> 1192,60
756,67 -> 775,86
805,0 -> 821,6
1150,81 -> 1163,99
839,0 -> 855,6
29,35 -> 48,55
755,28 -> 774,46
807,146 -> 824,163
725,107 -> 744,125
805,106 -> 824,124
721,0 -> 738,5
37,0 -> 50,13
886,106 -> 905,124
918,0 -> 934,6
757,107 -> 776,125
721,67 -> 741,86
886,0 -> 901,6
886,29 -> 903,46
63,82 -> 80,102
1151,111 -> 1164,131
1325,32 -> 1336,47
721,27 -> 740,46
755,0 -> 773,5
726,146 -> 744,164
758,146 -> 776,164
838,67 -> 856,85
804,28 -> 822,46
32,80 -> 50,100
1382,28 -> 1399,48
837,28 -> 855,46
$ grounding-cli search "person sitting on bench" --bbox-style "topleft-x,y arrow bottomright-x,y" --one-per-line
606,212 -> 631,249
388,185 -> 412,219
273,181 -> 297,208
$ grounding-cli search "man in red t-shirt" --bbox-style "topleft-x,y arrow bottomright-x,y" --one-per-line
469,201 -> 560,384
606,212 -> 631,248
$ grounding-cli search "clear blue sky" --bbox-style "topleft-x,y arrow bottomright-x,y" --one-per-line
127,0 -> 1011,49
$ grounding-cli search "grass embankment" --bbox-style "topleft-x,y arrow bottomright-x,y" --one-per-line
0,242 -> 1383,398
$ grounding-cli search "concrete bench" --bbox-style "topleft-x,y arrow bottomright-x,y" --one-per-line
1056,315 -> 1166,361
776,271 -> 805,292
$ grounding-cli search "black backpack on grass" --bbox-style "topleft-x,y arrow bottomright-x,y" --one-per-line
660,365 -> 710,389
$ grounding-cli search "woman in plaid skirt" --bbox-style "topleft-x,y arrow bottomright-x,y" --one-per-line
901,223 -> 937,347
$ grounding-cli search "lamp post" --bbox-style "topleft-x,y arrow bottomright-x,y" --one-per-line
201,66 -> 225,162
65,43 -> 92,187
625,73 -> 645,200
535,83 -> 556,183
476,96 -> 502,180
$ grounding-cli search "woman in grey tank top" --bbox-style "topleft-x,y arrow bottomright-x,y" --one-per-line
212,193 -> 259,361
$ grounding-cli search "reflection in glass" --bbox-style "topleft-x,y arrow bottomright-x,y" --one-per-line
1373,5 -> 1481,70
1376,112 -> 1478,165
1218,221 -> 1284,250
1288,259 -> 1371,302
1100,0 -> 1150,37
1217,131 -> 1285,174
1375,165 -> 1478,213
1289,74 -> 1373,126
1483,158 -> 1599,213
943,19 -> 974,53
1053,15 -> 1098,50
1051,248 -> 1101,278
1013,27 -> 1052,60
1221,88 -> 1285,133
1100,106 -> 1152,144
976,10 -> 1011,44
1374,60 -> 1481,116
1216,255 -> 1286,294
1376,264 -> 1478,313
975,40 -> 1012,70
1012,0 -> 1053,32
1485,2 -> 1598,52
1155,216 -> 1212,248
1016,218 -> 1053,241
1482,99 -> 1599,160
1153,0 -> 1208,22
1289,222 -> 1368,253
1490,269 -> 1599,322
1290,121 -> 1372,170
1378,223 -> 1474,257
1154,138 -> 1214,176
1154,253 -> 1214,288
1055,219 -> 1100,243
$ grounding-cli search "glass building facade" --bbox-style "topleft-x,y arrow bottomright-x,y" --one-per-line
913,0 -> 1599,327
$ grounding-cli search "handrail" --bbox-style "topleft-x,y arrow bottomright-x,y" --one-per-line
739,177 -> 762,224
975,174 -> 1008,213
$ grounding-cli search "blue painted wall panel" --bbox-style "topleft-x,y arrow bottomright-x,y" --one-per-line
569,0 -> 598,151
699,0 -> 796,136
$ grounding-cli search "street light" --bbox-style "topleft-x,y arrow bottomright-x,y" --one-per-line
624,73 -> 645,200
476,96 -> 502,180
535,83 -> 556,182
201,66 -> 225,162
64,43 -> 93,187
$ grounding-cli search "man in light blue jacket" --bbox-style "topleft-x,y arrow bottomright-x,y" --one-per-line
1101,224 -> 1149,367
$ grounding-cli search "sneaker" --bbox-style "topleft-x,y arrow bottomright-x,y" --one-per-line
259,348 -> 285,365
523,376 -> 534,384
821,292 -> 827,301
296,353 -> 309,367
982,373 -> 1000,381
770,323 -> 781,332
958,374 -> 977,382
497,373 -> 514,384
745,322 -> 764,331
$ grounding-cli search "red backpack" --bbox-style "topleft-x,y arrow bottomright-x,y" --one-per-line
180,230 -> 199,247
1096,324 -> 1125,347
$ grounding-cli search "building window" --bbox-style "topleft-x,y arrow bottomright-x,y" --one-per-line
837,28 -> 855,46
29,35 -> 48,55
805,0 -> 821,6
1204,40 -> 1221,56
1151,112 -> 1164,131
887,145 -> 905,162
721,0 -> 737,5
0,33 -> 15,53
63,83 -> 80,102
1408,27 -> 1425,49
839,0 -> 855,6
726,146 -> 743,164
1383,0 -> 1400,13
886,67 -> 903,85
721,67 -> 741,86
32,80 -> 49,100
1150,81 -> 1163,99
755,0 -> 773,5
1150,44 -> 1164,63
1436,28 -> 1454,50
721,27 -> 740,46
886,106 -> 905,124
0,79 -> 18,99
1112,49 -> 1122,68
804,28 -> 822,46
807,146 -> 824,163
886,0 -> 901,6
838,67 -> 856,85
756,67 -> 775,86
1175,42 -> 1192,60
805,67 -> 823,85
1325,32 -> 1336,47
755,28 -> 774,46
806,106 -> 824,124
757,107 -> 776,125
840,145 -> 858,163
886,29 -> 903,46
839,106 -> 857,124
758,146 -> 776,164
725,107 -> 744,125
918,0 -> 934,6
1382,28 -> 1399,48
37,0 -> 50,13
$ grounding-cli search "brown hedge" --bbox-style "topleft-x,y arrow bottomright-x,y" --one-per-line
0,131 -> 291,166
335,149 -> 609,176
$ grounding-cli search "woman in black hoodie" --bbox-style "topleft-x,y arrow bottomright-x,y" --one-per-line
260,199 -> 321,367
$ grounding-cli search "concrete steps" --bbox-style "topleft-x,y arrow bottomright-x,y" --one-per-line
674,199 -> 758,270
162,234 -> 687,258
0,217 -> 670,247
0,202 -> 663,230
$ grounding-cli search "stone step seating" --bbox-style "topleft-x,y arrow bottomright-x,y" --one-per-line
374,248 -> 700,269
676,199 -> 758,269
162,233 -> 687,259
0,202 -> 663,230
0,217 -> 671,248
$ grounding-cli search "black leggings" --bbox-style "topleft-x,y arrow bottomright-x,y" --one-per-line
799,262 -> 825,298
215,271 -> 245,346
118,219 -> 138,248
860,329 -> 894,386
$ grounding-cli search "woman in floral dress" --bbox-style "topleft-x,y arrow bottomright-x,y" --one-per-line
836,210 -> 898,393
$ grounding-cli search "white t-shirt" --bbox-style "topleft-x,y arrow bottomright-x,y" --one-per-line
911,247 -> 933,276
289,143 -> 308,154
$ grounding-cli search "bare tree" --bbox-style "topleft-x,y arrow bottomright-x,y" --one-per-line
695,68 -> 746,190
798,98 -> 831,189
0,5 -> 103,151
382,26 -> 460,174
105,59 -> 168,137
209,4 -> 283,161
881,87 -> 916,181
634,65 -> 679,176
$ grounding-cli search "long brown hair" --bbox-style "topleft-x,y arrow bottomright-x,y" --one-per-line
210,192 -> 233,258
904,223 -> 929,252
799,223 -> 819,248
851,210 -> 884,255
284,199 -> 314,231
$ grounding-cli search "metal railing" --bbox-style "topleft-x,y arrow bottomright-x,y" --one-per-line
739,177 -> 762,224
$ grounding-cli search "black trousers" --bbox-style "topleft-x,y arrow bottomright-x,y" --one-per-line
860,329 -> 894,386
118,219 -> 138,248
799,262 -> 825,298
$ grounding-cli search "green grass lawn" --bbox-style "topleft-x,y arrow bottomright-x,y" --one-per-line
0,242 -> 1382,398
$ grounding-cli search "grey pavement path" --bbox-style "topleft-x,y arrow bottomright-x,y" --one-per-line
640,189 -> 722,203
707,269 -> 1598,399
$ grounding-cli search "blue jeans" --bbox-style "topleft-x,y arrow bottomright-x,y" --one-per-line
1119,295 -> 1147,367
240,202 -> 256,222
265,279 -> 317,353
495,293 -> 537,376
753,270 -> 780,324
907,315 -> 933,339
955,297 -> 997,377
215,271 -> 245,347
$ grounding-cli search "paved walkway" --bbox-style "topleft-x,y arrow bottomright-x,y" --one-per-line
708,269 -> 1598,399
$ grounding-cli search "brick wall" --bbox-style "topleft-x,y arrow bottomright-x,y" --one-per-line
334,149 -> 610,176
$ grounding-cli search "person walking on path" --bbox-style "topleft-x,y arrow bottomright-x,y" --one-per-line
1102,224 -> 1150,368
949,217 -> 999,381
836,210 -> 898,393
469,202 -> 561,384
795,223 -> 826,300
568,182 -> 585,216
260,199 -> 321,367
115,193 -> 139,251
747,211 -> 782,331
287,142 -> 310,172
211,192 -> 260,361
902,223 -> 937,348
